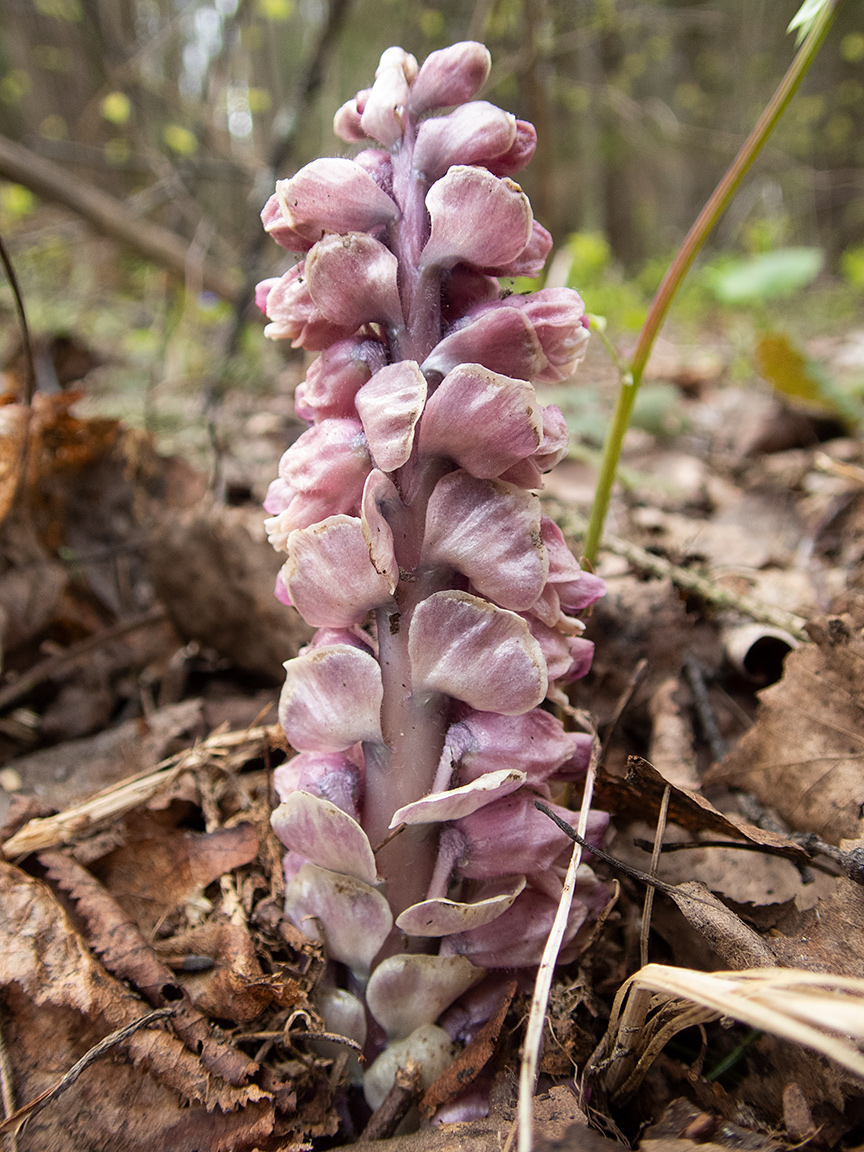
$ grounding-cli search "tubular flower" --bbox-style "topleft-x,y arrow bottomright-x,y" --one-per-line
258,42 -> 606,1120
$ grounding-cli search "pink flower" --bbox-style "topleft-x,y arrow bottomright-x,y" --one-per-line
421,167 -> 533,272
408,42 -> 491,114
258,264 -> 356,350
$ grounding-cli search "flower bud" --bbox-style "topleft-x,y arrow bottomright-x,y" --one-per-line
484,119 -> 537,177
333,91 -> 369,141
361,47 -> 418,145
408,42 -> 491,114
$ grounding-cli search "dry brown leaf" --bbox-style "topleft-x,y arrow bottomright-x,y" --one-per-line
709,614 -> 864,844
40,850 -> 259,1085
594,757 -> 811,867
0,402 -> 29,527
0,860 -> 273,1134
153,919 -> 304,1023
92,810 -> 259,935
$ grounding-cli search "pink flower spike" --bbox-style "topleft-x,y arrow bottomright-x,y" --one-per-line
413,102 -> 516,181
409,590 -> 547,714
333,93 -> 369,141
365,955 -> 484,1041
422,167 -> 533,272
275,158 -> 399,246
284,862 -> 392,977
421,306 -> 543,382
306,233 -> 404,332
418,365 -> 542,478
355,361 -> 427,472
421,472 -> 547,610
284,515 -> 395,627
260,263 -> 356,350
279,644 -> 383,752
360,47 -> 418,146
395,876 -> 526,937
408,42 -> 491,114
361,469 -> 402,590
271,792 -> 378,885
390,768 -> 526,828
484,119 -> 537,177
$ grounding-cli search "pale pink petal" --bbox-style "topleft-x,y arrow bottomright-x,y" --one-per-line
294,337 -> 387,423
534,404 -> 569,470
278,417 -> 371,504
409,42 -> 491,113
355,361 -> 427,472
261,195 -> 311,253
285,862 -> 392,976
422,472 -> 547,610
484,119 -> 537,177
306,233 -> 404,331
395,876 -> 525,937
409,591 -> 547,714
354,149 -> 394,198
454,792 -> 579,879
442,887 -> 586,969
422,167 -> 533,271
390,769 -> 526,828
273,750 -> 362,818
365,954 -> 484,1040
504,288 -> 590,382
413,102 -> 516,180
421,306 -> 544,382
418,365 -> 542,478
285,515 -> 394,627
275,158 -> 399,246
333,94 -> 368,142
279,644 -> 383,752
361,469 -> 401,591
260,263 -> 356,350
488,220 -> 553,279
441,708 -> 592,787
271,791 -> 377,885
541,517 -> 606,611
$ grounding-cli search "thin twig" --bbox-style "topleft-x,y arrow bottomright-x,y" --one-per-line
0,1012 -> 16,1152
0,1009 -> 173,1135
683,655 -> 727,763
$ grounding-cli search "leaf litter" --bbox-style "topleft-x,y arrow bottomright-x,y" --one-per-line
1,332 -> 864,1149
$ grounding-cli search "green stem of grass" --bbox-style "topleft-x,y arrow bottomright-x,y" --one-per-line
582,0 -> 841,565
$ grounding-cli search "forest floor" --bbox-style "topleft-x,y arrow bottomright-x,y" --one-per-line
1,295 -> 864,1152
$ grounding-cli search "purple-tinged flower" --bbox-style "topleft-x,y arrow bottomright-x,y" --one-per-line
306,232 -> 404,334
421,166 -> 533,271
484,119 -> 537,177
257,264 -> 356,350
333,90 -> 369,142
413,102 -> 516,180
274,158 -> 400,247
294,337 -> 387,424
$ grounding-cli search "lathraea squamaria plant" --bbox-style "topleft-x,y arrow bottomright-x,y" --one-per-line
257,40 -> 608,1115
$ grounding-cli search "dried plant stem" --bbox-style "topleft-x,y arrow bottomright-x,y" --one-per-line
640,784 -> 670,969
1,725 -> 269,857
583,0 -> 841,564
516,752 -> 598,1152
552,503 -> 808,641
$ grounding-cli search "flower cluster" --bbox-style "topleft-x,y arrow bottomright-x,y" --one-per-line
258,42 -> 608,1112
